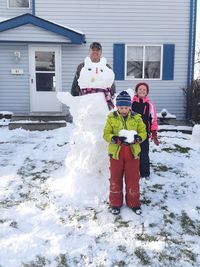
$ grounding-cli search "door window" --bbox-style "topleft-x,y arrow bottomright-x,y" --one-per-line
35,51 -> 56,92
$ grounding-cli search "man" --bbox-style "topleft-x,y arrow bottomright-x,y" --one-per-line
71,42 -> 116,97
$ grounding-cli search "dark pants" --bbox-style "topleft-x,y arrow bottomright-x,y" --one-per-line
139,138 -> 150,177
109,145 -> 140,208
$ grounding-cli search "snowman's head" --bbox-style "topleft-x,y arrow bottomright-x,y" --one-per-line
78,56 -> 115,89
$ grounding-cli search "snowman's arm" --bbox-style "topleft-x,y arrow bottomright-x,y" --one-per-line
71,62 -> 84,96
106,63 -> 116,96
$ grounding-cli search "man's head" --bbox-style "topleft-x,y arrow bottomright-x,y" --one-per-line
116,91 -> 131,117
89,42 -> 102,63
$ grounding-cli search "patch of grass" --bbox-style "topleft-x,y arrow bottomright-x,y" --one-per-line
10,221 -> 18,228
22,255 -> 50,267
161,144 -> 191,154
141,196 -> 152,206
152,163 -> 173,172
180,211 -> 200,236
149,223 -> 158,228
112,260 -> 126,267
174,144 -> 191,153
158,251 -> 177,265
153,184 -> 164,190
134,247 -> 151,265
117,245 -> 127,253
182,248 -> 197,262
114,216 -> 130,228
135,233 -> 157,242
0,199 -> 21,208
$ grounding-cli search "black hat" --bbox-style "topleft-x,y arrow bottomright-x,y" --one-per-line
89,42 -> 102,50
116,91 -> 131,107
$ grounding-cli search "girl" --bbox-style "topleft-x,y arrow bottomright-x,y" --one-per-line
131,83 -> 159,179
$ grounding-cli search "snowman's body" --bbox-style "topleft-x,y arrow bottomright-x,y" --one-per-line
56,57 -> 115,204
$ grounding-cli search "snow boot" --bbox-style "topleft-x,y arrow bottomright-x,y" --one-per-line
131,207 -> 142,215
110,207 -> 120,215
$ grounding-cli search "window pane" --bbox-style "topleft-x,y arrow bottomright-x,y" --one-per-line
127,46 -> 143,78
9,0 -> 29,7
36,73 -> 56,92
144,46 -> 161,78
35,51 -> 55,71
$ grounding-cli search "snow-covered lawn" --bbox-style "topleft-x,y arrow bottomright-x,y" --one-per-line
0,125 -> 200,267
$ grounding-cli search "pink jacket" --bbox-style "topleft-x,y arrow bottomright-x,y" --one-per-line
132,95 -> 158,133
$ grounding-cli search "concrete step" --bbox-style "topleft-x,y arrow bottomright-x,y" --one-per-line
9,120 -> 67,131
10,114 -> 68,122
8,114 -> 69,131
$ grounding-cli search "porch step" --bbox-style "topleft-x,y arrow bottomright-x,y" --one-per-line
10,114 -> 68,122
9,114 -> 69,131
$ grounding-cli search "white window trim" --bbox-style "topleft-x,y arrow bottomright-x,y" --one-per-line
7,0 -> 31,9
125,44 -> 163,81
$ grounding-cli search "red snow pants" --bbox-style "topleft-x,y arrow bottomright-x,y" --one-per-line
109,145 -> 141,208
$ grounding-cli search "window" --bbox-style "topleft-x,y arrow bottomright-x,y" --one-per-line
8,0 -> 30,8
125,45 -> 162,80
35,51 -> 56,92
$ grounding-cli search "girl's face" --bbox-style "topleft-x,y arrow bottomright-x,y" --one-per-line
117,106 -> 130,117
137,85 -> 148,99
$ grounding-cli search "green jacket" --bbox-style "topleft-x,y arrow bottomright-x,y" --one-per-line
103,110 -> 147,160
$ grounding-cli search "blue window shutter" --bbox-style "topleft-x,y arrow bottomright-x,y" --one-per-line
113,44 -> 125,80
162,44 -> 175,80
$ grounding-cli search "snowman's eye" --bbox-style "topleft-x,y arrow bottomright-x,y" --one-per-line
100,69 -> 103,72
88,68 -> 92,71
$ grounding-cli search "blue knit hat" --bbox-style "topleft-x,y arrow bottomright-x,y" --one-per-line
116,91 -> 131,107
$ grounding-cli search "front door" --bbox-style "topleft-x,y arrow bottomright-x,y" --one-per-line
29,46 -> 61,112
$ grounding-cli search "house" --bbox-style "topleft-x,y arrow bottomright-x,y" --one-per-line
0,0 -> 197,122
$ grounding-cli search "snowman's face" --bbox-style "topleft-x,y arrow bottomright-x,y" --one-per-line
78,57 -> 115,89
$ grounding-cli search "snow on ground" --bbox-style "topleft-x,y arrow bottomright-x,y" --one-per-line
0,123 -> 200,267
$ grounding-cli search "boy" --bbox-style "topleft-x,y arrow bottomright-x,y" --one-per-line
103,91 -> 146,215
131,82 -> 159,180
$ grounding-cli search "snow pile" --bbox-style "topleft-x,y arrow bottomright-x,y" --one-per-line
56,93 -> 110,205
1,121 -> 200,266
157,108 -> 176,119
191,124 -> 200,145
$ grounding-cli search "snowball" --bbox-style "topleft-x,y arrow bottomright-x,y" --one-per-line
119,129 -> 137,143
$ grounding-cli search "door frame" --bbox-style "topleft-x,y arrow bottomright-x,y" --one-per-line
28,44 -> 62,113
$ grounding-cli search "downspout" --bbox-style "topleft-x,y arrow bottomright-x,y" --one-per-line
186,0 -> 197,119
32,0 -> 35,16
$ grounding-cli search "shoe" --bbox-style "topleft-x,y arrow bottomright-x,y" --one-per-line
132,207 -> 142,215
141,176 -> 150,180
110,207 -> 120,215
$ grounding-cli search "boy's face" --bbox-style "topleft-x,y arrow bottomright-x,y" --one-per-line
117,106 -> 130,117
137,85 -> 148,99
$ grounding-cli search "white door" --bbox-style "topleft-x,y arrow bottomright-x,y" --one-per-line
29,46 -> 62,112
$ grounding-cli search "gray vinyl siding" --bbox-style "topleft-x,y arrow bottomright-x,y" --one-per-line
0,43 -> 30,113
35,0 -> 191,119
0,0 -> 193,119
0,0 -> 32,18
0,24 -> 71,43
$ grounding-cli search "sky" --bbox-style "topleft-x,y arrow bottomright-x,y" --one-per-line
0,90 -> 200,267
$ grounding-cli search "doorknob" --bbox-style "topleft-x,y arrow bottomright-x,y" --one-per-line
31,78 -> 33,84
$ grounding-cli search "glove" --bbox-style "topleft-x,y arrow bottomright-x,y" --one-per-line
134,134 -> 142,144
151,130 -> 159,145
111,136 -> 127,145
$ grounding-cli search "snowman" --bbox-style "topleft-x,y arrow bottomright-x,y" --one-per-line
56,56 -> 115,205
57,56 -> 115,128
